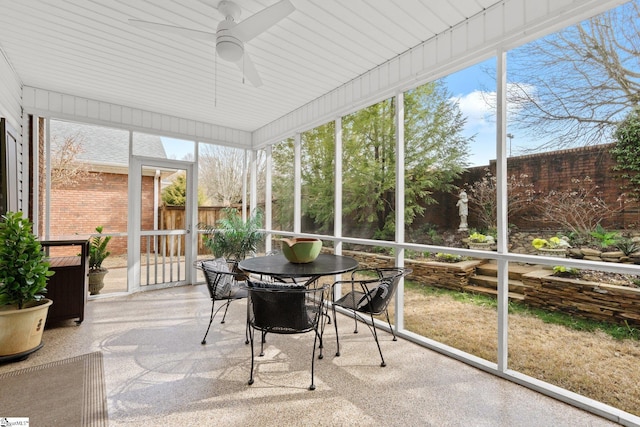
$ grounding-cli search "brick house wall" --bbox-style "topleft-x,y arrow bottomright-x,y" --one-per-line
49,171 -> 157,255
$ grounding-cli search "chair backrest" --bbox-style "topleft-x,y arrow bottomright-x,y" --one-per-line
246,280 -> 327,333
356,267 -> 412,314
201,258 -> 244,300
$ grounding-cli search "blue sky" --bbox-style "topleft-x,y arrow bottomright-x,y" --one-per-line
162,137 -> 194,160
444,58 -> 536,167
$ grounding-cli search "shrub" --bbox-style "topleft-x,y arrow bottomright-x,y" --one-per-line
0,212 -> 54,309
612,107 -> 640,201
589,223 -> 620,249
530,176 -> 625,238
435,253 -> 462,263
469,232 -> 490,243
552,265 -> 581,277
616,238 -> 640,256
465,170 -> 535,230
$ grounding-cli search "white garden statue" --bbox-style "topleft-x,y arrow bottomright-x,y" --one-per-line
456,190 -> 468,231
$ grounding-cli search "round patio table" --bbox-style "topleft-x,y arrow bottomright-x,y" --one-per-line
238,253 -> 358,286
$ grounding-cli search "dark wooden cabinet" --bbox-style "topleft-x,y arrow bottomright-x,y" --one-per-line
41,237 -> 90,325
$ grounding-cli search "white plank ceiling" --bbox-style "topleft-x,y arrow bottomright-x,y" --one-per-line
0,0 -> 621,137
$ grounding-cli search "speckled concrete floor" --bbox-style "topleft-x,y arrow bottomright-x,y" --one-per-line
0,285 -> 624,426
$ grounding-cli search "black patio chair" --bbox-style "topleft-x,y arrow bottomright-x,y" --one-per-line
246,279 -> 328,390
198,258 -> 248,345
331,267 -> 412,367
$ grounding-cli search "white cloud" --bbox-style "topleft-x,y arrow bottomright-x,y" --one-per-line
449,83 -> 539,166
451,90 -> 494,130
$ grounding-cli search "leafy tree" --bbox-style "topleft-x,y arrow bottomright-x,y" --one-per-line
342,82 -> 469,239
611,107 -> 640,201
507,1 -> 640,150
161,173 -> 205,206
301,122 -> 335,234
273,81 -> 470,239
272,138 -> 295,231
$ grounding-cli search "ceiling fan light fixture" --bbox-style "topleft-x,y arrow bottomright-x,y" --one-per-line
216,37 -> 244,62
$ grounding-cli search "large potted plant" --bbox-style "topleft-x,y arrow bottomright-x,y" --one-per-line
201,208 -> 264,265
0,211 -> 54,360
88,225 -> 111,295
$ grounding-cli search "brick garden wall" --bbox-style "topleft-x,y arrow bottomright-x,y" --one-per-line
416,144 -> 640,232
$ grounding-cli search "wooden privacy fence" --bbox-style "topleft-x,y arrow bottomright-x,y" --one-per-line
159,205 -> 245,255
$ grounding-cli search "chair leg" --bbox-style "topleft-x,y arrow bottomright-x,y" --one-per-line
248,325 -> 255,385
350,293 -> 359,334
201,300 -> 232,345
352,311 -> 359,334
310,328 -> 321,390
368,312 -> 386,367
385,310 -> 397,341
332,303 -> 341,357
317,307 -> 325,360
260,330 -> 267,357
201,300 -> 216,345
245,301 -> 250,344
220,298 -> 232,324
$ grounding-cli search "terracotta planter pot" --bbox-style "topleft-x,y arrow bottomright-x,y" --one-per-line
0,298 -> 52,358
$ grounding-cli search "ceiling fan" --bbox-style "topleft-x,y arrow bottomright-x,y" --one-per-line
129,0 -> 295,87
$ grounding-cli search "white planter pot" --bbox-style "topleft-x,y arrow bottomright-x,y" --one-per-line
537,248 -> 567,258
89,269 -> 108,295
468,242 -> 493,251
0,298 -> 52,358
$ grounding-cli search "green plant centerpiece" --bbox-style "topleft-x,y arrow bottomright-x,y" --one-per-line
201,208 -> 264,267
88,225 -> 111,295
0,211 -> 54,359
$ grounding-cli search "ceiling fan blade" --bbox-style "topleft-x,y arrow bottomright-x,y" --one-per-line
235,53 -> 263,87
231,0 -> 294,43
129,19 -> 216,41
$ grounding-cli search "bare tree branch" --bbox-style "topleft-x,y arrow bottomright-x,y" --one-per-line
50,133 -> 90,187
507,1 -> 640,151
198,145 -> 266,206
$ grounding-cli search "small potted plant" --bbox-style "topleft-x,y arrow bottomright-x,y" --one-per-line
0,211 -> 54,360
468,232 -> 495,250
88,225 -> 111,295
532,236 -> 570,257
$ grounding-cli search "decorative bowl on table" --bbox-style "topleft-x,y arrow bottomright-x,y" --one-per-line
280,237 -> 322,263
